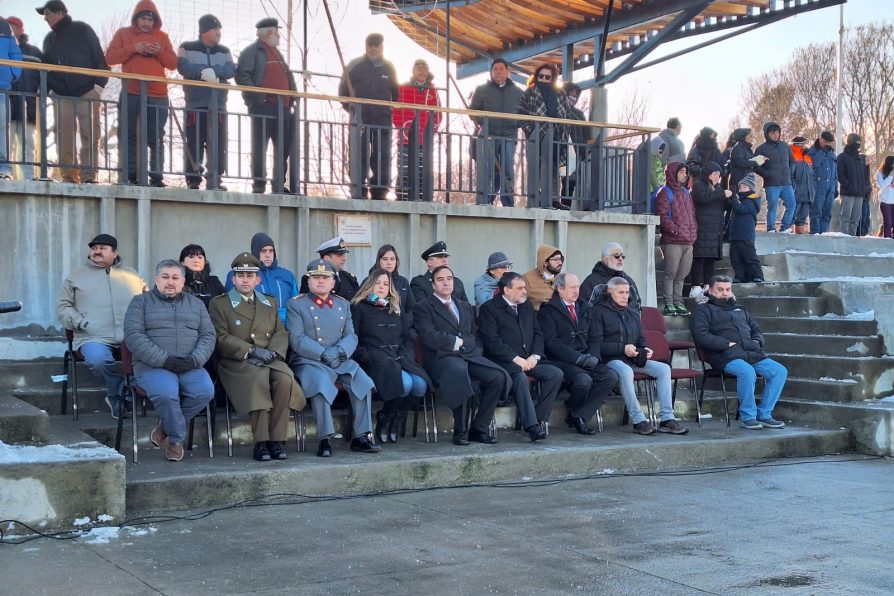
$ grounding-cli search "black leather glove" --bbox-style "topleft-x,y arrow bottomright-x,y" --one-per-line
246,356 -> 266,367
163,355 -> 179,371
321,346 -> 341,368
172,356 -> 195,373
576,354 -> 600,370
253,347 -> 277,364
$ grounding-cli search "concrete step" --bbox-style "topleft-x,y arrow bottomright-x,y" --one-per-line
731,281 -> 826,298
123,420 -> 852,515
0,359 -> 68,391
0,418 -> 125,532
767,353 -> 894,399
755,231 -> 894,257
772,398 -> 894,455
761,252 -> 894,280
14,386 -> 110,417
763,333 -> 885,357
735,295 -> 830,317
754,316 -> 878,336
783,377 -> 869,403
0,394 -> 51,444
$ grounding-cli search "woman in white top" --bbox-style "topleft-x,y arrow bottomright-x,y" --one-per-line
876,156 -> 894,238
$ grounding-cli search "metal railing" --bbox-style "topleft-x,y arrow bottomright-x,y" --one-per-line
0,59 -> 656,211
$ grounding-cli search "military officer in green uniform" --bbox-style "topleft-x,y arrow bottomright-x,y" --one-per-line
209,253 -> 306,462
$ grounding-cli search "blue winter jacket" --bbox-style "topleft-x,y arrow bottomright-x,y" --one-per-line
728,191 -> 760,242
177,40 -> 237,110
224,261 -> 299,323
806,141 -> 838,192
0,20 -> 23,91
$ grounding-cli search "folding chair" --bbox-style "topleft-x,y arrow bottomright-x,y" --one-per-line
641,306 -> 696,367
59,329 -> 121,420
643,329 -> 703,426
695,345 -> 764,427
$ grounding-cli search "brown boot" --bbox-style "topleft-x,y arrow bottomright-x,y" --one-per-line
149,422 -> 167,448
165,442 -> 184,462
794,224 -> 809,234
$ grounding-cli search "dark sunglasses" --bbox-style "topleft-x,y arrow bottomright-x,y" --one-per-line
611,253 -> 626,259
537,74 -> 553,80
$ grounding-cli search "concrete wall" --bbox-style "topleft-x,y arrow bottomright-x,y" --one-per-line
0,180 -> 658,334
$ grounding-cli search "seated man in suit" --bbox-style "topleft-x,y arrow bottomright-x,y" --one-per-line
478,272 -> 563,441
410,241 -> 469,303
412,265 -> 509,445
209,253 -> 306,462
538,272 -> 618,434
288,259 -> 380,457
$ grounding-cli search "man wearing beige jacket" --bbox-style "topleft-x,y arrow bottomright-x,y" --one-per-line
56,234 -> 147,418
523,244 -> 564,311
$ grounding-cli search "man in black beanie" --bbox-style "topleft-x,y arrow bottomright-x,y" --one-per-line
806,131 -> 839,234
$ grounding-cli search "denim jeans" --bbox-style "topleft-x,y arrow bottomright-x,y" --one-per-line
134,367 -> 215,445
477,136 -> 516,206
723,357 -> 788,421
765,185 -> 796,231
606,359 -> 675,424
810,184 -> 835,234
400,371 -> 428,397
79,342 -> 125,400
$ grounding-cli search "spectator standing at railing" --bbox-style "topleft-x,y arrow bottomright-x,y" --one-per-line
0,16 -> 22,180
339,33 -> 398,201
6,17 -> 41,181
517,63 -> 574,210
236,18 -> 297,195
392,59 -> 440,201
106,0 -> 177,188
658,118 -> 685,165
177,14 -> 236,191
37,0 -> 108,184
469,58 -> 523,207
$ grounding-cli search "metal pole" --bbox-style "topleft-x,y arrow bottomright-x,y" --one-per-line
835,3 -> 844,153
445,2 -> 452,201
302,0 -> 309,194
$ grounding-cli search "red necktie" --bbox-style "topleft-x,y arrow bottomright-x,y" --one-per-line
567,304 -> 577,324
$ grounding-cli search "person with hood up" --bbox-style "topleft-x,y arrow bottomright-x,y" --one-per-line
659,117 -> 685,164
580,241 -> 642,313
474,252 -> 513,306
0,16 -> 21,179
523,244 -> 564,311
469,58 -> 523,206
806,131 -> 838,234
727,128 -> 767,192
691,161 -> 733,290
754,122 -> 796,233
392,59 -> 441,201
6,16 -> 41,181
656,162 -> 697,316
728,173 -> 764,283
876,156 -> 894,238
106,0 -> 177,188
224,232 -> 298,323
517,63 -> 575,210
837,133 -> 872,236
789,136 -> 816,234
686,127 -> 724,180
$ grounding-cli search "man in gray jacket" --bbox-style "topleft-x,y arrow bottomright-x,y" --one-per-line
56,233 -> 147,419
123,259 -> 216,462
177,14 -> 236,190
658,118 -> 685,165
469,58 -> 523,206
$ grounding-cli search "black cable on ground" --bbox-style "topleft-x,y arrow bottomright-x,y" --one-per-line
0,452 -> 885,545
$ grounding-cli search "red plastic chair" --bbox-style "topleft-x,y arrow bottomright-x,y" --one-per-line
641,306 -> 696,367
643,329 -> 703,426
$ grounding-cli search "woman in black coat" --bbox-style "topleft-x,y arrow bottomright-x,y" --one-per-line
351,268 -> 430,443
686,127 -> 724,179
690,162 -> 732,289
372,244 -> 415,314
179,243 -> 226,309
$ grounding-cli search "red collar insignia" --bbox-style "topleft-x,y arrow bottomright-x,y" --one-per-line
313,296 -> 334,308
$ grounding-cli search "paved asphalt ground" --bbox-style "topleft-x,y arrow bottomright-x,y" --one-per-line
2,455 -> 892,595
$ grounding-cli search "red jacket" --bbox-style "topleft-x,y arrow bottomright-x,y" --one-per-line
392,80 -> 441,145
105,0 -> 176,98
657,162 -> 698,245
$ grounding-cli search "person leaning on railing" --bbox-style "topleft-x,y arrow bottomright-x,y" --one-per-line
6,17 -> 41,181
392,58 -> 440,201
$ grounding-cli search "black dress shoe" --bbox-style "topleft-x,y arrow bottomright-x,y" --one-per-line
317,438 -> 332,457
253,442 -> 272,461
388,411 -> 407,443
350,434 -> 382,453
375,410 -> 393,444
452,431 -> 470,446
527,423 -> 547,442
469,430 -> 498,444
565,414 -> 597,435
267,441 -> 287,460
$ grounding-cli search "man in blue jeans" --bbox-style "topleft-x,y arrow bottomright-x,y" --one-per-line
807,131 -> 838,234
690,275 -> 788,430
754,122 -> 796,233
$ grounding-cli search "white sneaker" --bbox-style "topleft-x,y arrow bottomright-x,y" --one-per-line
780,228 -> 794,234
689,286 -> 704,298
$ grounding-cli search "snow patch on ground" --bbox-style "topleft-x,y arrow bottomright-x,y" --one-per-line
72,517 -> 92,526
846,342 -> 870,354
879,396 -> 894,403
80,527 -> 120,544
0,440 -> 118,464
820,311 -> 875,320
819,377 -> 860,384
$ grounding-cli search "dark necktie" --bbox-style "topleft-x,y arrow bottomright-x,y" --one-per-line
445,300 -> 459,322
566,303 -> 577,325
511,304 -> 518,317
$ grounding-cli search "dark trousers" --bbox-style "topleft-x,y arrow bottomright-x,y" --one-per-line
396,142 -> 431,201
556,361 -> 618,421
689,257 -> 716,287
454,362 -> 504,434
509,363 -> 563,429
351,125 -> 392,200
881,203 -> 894,238
729,240 -> 763,282
122,93 -> 168,184
184,109 -> 227,187
250,104 -> 294,192
793,202 -> 811,226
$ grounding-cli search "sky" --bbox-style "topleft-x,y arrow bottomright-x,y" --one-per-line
4,0 -> 877,139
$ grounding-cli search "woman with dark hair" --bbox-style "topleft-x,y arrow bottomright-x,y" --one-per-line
686,127 -> 724,180
351,268 -> 430,443
371,244 -> 414,311
690,161 -> 732,291
876,156 -> 894,238
179,244 -> 225,308
517,62 -> 574,210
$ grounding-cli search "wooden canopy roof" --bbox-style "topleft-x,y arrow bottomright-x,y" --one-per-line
370,0 -> 843,82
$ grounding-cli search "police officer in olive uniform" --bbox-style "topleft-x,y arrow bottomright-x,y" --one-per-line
410,241 -> 469,303
299,236 -> 359,301
288,259 -> 379,457
209,253 -> 306,462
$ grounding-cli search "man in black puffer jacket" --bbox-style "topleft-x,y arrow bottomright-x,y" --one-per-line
754,122 -> 796,232
580,241 -> 642,314
690,275 -> 788,430
836,133 -> 872,236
